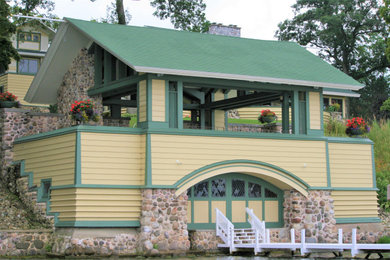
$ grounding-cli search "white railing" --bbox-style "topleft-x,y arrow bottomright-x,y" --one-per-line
215,208 -> 235,253
246,207 -> 266,254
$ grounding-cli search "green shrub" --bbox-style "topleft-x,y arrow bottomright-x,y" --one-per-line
367,120 -> 390,211
378,236 -> 390,244
324,118 -> 347,137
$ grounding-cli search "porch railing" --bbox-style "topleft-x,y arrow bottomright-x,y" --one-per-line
215,208 -> 235,253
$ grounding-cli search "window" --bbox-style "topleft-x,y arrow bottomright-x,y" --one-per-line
323,98 -> 330,110
0,85 -> 4,93
18,58 -> 39,74
332,98 -> 343,114
41,180 -> 51,199
19,32 -> 40,43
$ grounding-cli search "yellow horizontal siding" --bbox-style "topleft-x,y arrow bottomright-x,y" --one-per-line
51,188 -> 141,222
80,132 -> 144,185
329,143 -> 373,187
14,134 -> 76,186
237,107 -> 291,120
151,134 -> 327,186
7,74 -> 47,106
74,188 -> 141,221
138,80 -> 147,122
152,79 -> 165,122
332,190 -> 378,218
309,92 -> 321,130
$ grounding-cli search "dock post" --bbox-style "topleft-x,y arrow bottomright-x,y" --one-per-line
300,229 -> 306,256
338,229 -> 343,244
291,229 -> 295,244
351,228 -> 358,257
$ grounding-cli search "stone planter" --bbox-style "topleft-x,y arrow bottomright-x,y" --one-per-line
259,116 -> 276,124
346,127 -> 363,137
0,101 -> 17,108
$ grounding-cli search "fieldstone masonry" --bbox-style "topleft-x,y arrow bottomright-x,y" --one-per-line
0,230 -> 52,256
284,190 -> 337,243
139,189 -> 190,255
57,48 -> 103,127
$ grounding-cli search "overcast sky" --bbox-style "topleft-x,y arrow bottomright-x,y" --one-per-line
53,0 -> 296,41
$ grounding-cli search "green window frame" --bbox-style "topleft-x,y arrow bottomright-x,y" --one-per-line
187,173 -> 283,230
40,180 -> 51,201
17,57 -> 40,75
18,32 -> 41,43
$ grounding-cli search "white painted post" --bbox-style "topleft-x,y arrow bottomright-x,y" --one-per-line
351,228 -> 358,257
266,229 -> 270,243
254,228 -> 259,255
291,229 -> 295,244
215,208 -> 219,237
338,229 -> 343,244
300,229 -> 306,256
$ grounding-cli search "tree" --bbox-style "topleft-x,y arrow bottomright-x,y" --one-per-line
276,0 -> 390,118
0,0 -> 19,73
380,0 -> 390,61
150,0 -> 209,32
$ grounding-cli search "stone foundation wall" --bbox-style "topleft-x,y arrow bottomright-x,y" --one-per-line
138,189 -> 190,255
51,232 -> 138,256
189,230 -> 221,251
0,230 -> 52,256
284,190 -> 337,243
57,48 -> 103,127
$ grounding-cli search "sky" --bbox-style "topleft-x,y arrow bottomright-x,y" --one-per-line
52,0 -> 296,41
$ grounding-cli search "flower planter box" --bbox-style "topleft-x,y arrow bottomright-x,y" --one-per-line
0,101 -> 17,108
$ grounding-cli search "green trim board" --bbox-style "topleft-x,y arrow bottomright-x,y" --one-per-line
320,91 -> 324,130
174,159 -> 310,195
75,131 -> 81,185
371,144 -> 377,189
165,80 -> 169,123
325,141 -> 331,187
145,133 -> 152,187
146,77 -> 152,121
55,221 -> 140,227
335,217 -> 381,224
177,80 -> 183,129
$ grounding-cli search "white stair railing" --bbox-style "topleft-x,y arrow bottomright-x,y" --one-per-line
246,207 -> 266,253
215,208 -> 235,253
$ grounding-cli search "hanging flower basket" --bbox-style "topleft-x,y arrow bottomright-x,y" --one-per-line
70,100 -> 100,125
258,109 -> 277,124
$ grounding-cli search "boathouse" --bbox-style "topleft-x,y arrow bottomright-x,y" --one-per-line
12,18 -> 380,253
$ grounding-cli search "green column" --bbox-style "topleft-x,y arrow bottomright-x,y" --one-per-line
200,94 -> 205,129
177,81 -> 183,129
103,50 -> 112,84
292,90 -> 300,134
94,45 -> 102,87
282,92 -> 290,134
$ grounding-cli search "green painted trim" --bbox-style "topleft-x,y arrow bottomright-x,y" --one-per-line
371,144 -> 377,189
326,137 -> 373,144
224,93 -> 228,130
12,160 -> 34,188
145,133 -> 152,187
292,90 -> 299,134
165,80 -> 169,123
159,75 -> 315,92
55,221 -> 140,227
211,93 -> 215,130
177,80 -> 183,129
88,74 -> 147,96
175,159 -> 310,191
325,141 -> 331,187
335,217 -> 381,224
146,77 -> 152,122
103,50 -> 112,84
75,131 -> 81,185
94,45 -> 102,87
137,82 -> 140,124
14,125 -> 144,144
138,121 -> 169,129
331,187 -> 379,191
282,92 -> 289,134
320,91 -> 324,130
306,91 -> 310,133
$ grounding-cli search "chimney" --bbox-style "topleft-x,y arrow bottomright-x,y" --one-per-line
208,23 -> 241,37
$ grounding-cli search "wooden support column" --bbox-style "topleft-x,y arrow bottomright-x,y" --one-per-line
282,92 -> 290,134
200,94 -> 205,129
292,90 -> 300,134
104,50 -> 112,84
94,45 -> 102,87
177,81 -> 183,129
111,104 -> 121,119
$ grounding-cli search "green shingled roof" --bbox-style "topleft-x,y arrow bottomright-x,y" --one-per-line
66,18 -> 363,90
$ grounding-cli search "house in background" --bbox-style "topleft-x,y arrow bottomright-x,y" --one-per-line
10,18 -> 380,254
0,21 -> 54,107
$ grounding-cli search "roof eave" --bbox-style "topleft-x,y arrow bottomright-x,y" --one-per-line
135,66 -> 364,91
323,90 -> 361,98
